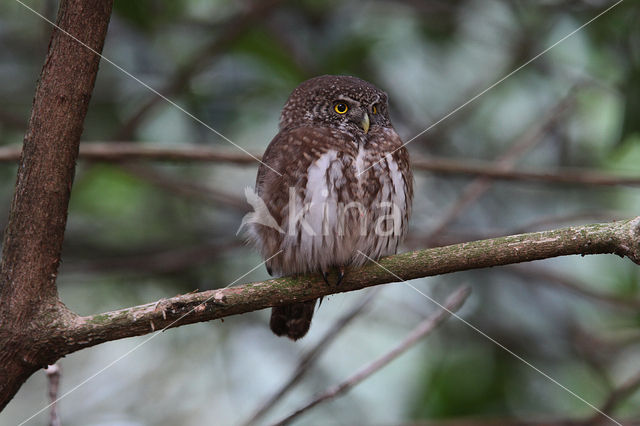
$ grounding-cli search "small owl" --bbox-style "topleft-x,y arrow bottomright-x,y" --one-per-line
247,75 -> 413,340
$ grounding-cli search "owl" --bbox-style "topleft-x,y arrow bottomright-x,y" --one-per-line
246,75 -> 413,340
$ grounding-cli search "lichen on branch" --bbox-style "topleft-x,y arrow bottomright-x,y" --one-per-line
64,217 -> 640,352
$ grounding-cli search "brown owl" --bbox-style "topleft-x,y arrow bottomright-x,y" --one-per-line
246,75 -> 413,340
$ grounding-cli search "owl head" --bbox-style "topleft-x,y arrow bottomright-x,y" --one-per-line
279,75 -> 391,134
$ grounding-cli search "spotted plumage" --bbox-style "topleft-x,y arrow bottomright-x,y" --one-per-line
247,75 -> 413,340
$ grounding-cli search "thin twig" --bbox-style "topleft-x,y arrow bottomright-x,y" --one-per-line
426,90 -> 576,241
586,369 -> 640,425
244,288 -> 380,426
115,0 -> 284,139
62,240 -> 243,275
45,364 -> 61,426
271,286 -> 471,426
509,265 -> 640,310
115,0 -> 282,139
118,163 -> 248,211
413,157 -> 640,187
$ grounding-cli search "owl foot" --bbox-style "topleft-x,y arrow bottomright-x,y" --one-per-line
336,266 -> 346,286
321,270 -> 331,286
320,267 -> 346,286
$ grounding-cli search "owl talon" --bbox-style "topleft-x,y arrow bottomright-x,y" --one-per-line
336,267 -> 346,286
321,270 -> 330,286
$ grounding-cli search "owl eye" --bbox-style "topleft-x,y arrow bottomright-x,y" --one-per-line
334,102 -> 349,114
372,104 -> 378,115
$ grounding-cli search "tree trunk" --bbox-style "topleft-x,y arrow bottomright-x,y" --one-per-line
0,0 -> 113,410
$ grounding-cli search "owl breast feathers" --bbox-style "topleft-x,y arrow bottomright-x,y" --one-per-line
244,75 -> 413,340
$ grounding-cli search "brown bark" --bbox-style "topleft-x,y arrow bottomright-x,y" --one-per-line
60,217 -> 640,353
1,143 -> 637,188
0,0 -> 113,411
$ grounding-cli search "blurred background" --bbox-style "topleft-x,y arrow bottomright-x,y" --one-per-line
1,0 -> 640,424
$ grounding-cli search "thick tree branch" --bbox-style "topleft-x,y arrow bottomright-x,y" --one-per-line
0,143 -> 637,187
59,217 -> 640,354
0,0 -> 113,411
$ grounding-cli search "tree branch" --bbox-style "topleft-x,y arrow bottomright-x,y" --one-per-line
509,265 -> 640,310
0,143 -> 637,187
272,286 -> 471,426
587,369 -> 640,424
114,0 -> 284,140
425,91 -> 574,241
0,0 -> 113,410
244,289 -> 380,426
59,217 -> 640,354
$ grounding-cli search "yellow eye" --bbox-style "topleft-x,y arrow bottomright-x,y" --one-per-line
372,105 -> 378,114
334,102 -> 348,114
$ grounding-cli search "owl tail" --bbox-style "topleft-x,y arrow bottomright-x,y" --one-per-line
270,299 -> 317,340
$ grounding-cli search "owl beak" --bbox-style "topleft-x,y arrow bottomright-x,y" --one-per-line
360,112 -> 370,134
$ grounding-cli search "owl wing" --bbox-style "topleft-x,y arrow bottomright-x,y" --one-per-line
365,126 -> 414,226
385,131 -> 413,224
352,126 -> 413,260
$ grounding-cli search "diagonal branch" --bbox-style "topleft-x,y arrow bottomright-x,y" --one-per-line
114,0 -> 284,140
425,91 -> 575,241
587,369 -> 640,424
271,286 -> 471,426
244,289 -> 380,426
509,265 -> 640,310
60,217 -> 640,354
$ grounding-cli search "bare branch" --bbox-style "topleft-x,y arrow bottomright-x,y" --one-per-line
426,91 -> 576,241
45,364 -> 61,426
0,143 -> 637,187
412,157 -> 640,188
271,286 -> 471,426
244,289 -> 380,426
405,210 -> 627,249
509,265 -> 640,310
114,0 -> 284,140
587,369 -> 640,425
63,240 -> 242,275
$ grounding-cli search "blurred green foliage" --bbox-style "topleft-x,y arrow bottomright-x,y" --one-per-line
0,0 -> 639,425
